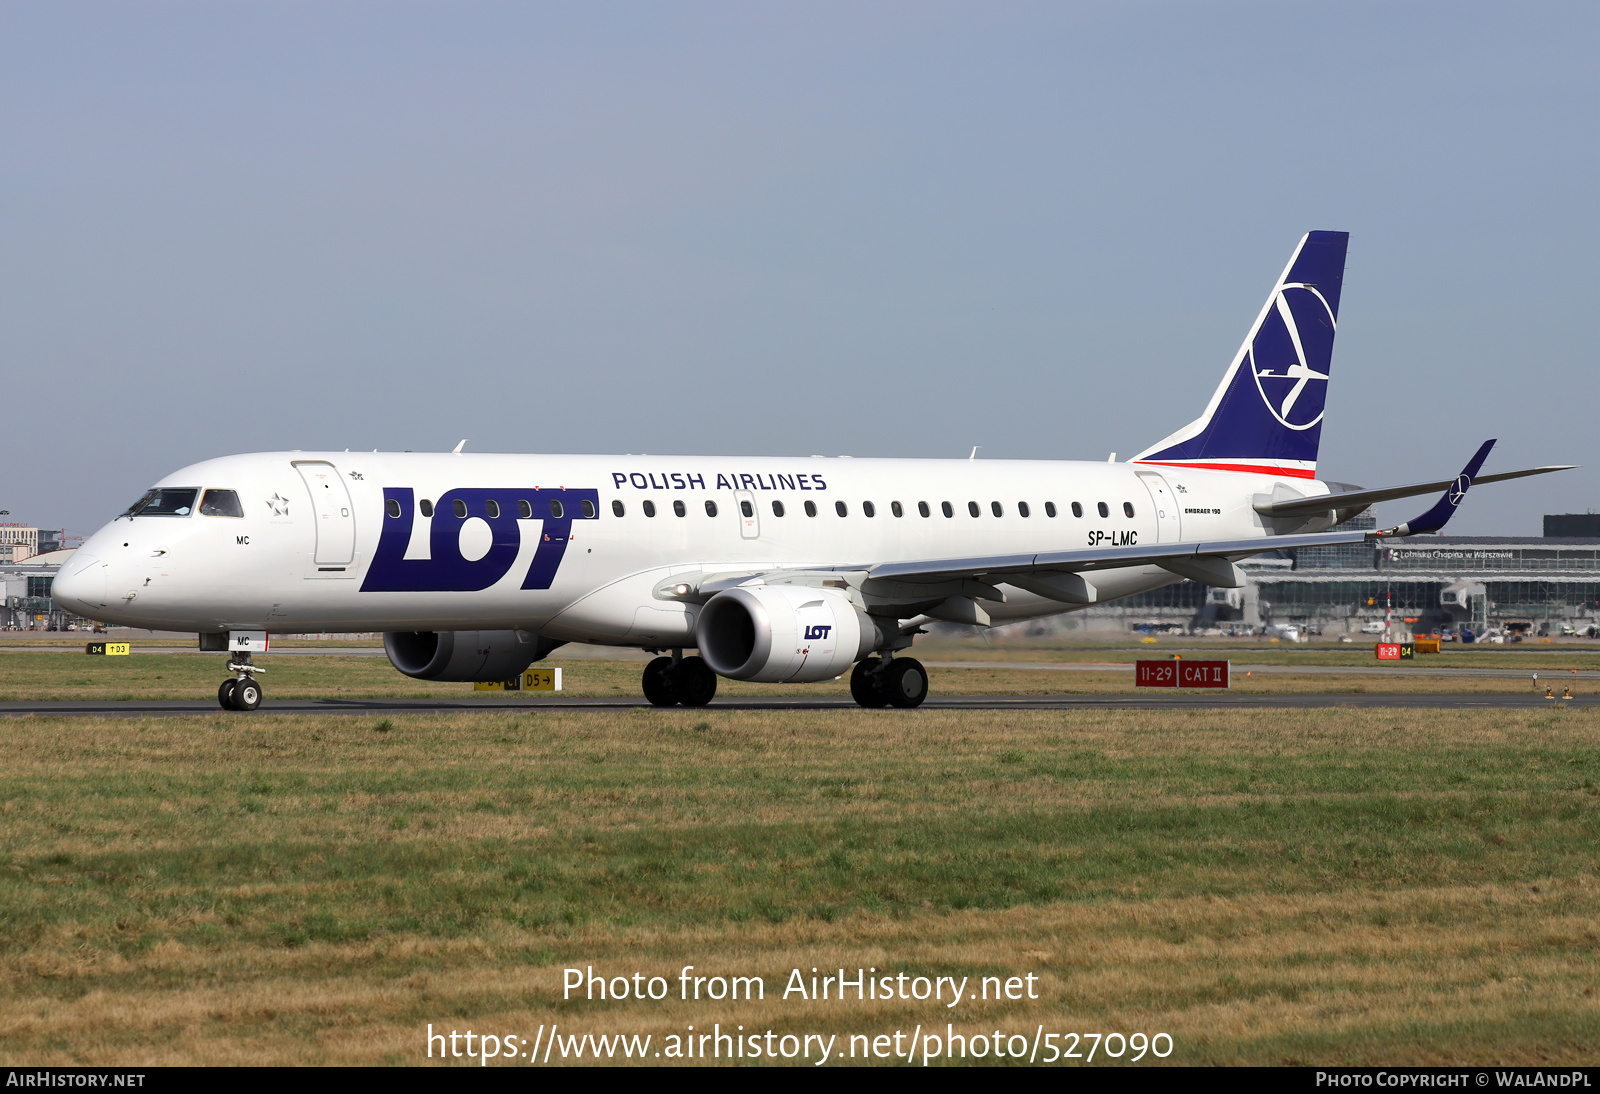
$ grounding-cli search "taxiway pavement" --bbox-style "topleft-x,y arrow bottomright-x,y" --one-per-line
2,692 -> 1592,718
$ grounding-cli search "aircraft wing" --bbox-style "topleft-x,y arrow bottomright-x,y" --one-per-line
679,440 -> 1541,614
1255,457 -> 1576,518
864,529 -> 1367,584
675,527 -> 1369,609
671,528 -> 1372,620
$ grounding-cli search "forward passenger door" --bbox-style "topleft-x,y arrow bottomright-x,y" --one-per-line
294,461 -> 357,567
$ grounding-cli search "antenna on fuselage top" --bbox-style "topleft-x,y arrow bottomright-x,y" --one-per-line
969,446 -> 980,460
453,439 -> 467,454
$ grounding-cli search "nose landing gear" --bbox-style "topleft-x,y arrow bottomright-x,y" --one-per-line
217,653 -> 264,711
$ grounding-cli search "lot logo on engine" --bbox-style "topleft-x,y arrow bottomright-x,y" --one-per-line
803,625 -> 832,641
361,487 -> 599,592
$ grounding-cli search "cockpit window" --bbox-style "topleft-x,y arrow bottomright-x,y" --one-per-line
199,489 -> 244,517
123,488 -> 199,518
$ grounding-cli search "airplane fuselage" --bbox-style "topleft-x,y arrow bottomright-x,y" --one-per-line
61,451 -> 1328,642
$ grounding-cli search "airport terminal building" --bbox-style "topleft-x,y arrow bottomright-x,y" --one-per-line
1091,513 -> 1600,637
2,550 -> 83,631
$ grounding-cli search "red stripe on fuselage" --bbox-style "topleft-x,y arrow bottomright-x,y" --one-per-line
1133,460 -> 1317,479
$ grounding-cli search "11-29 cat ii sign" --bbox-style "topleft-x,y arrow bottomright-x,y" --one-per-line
1135,660 -> 1230,689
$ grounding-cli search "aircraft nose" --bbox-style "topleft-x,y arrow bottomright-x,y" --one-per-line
52,553 -> 109,616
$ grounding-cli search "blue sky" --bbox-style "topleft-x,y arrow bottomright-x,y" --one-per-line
3,1 -> 1595,537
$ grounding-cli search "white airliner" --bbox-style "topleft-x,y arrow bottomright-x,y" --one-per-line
52,232 -> 1571,711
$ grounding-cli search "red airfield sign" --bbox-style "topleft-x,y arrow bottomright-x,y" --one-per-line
1135,660 -> 1230,689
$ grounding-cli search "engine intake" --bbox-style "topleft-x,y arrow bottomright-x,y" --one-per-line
382,629 -> 562,681
697,585 -> 878,682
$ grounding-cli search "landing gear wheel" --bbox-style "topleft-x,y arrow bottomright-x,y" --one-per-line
881,657 -> 929,708
642,656 -> 678,706
850,658 -> 890,708
218,679 -> 238,710
672,656 -> 718,707
233,677 -> 263,712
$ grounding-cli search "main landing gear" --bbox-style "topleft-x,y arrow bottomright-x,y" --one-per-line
850,655 -> 928,709
217,653 -> 264,712
643,651 -> 718,707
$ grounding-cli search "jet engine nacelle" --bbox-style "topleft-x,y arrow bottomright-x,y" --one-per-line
696,585 -> 878,683
383,629 -> 555,682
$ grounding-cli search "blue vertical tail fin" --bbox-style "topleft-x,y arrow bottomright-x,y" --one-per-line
1133,230 -> 1349,480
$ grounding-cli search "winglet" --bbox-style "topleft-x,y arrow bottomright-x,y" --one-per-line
1377,439 -> 1496,537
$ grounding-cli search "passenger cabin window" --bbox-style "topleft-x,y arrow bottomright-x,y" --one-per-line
549,499 -> 564,518
643,500 -> 657,517
1097,502 -> 1109,518
918,501 -> 931,517
420,499 -> 434,518
612,500 -> 625,517
200,489 -> 244,518
1123,502 -> 1135,518
941,502 -> 954,518
581,499 -> 596,518
862,501 -> 876,518
891,501 -> 904,517
518,499 -> 533,519
385,499 -> 402,519
453,499 -> 468,518
1045,502 -> 1057,517
1018,501 -> 1030,518
1071,502 -> 1082,518
991,501 -> 1004,517
835,501 -> 849,517
805,500 -> 818,517
967,501 -> 980,518
485,499 -> 500,519
772,500 -> 785,517
740,500 -> 754,518
673,500 -> 686,517
705,500 -> 718,518
123,488 -> 198,518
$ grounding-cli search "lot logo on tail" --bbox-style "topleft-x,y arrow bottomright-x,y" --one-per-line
361,487 -> 599,592
1250,283 -> 1335,430
1131,230 -> 1348,477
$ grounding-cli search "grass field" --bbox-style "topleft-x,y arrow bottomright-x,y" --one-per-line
1,693 -> 1597,1065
